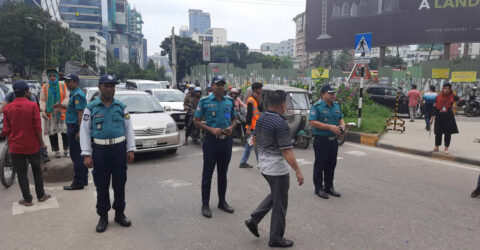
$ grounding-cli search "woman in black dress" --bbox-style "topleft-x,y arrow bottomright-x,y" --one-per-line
429,83 -> 461,154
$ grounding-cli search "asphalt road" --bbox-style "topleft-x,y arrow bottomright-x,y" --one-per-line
1,134 -> 480,249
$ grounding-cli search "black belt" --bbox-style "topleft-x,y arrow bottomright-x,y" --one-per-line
205,131 -> 230,140
314,135 -> 336,141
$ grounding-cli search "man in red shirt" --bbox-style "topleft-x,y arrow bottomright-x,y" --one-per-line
2,80 -> 50,206
407,84 -> 421,122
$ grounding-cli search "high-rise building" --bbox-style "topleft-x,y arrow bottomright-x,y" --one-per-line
73,29 -> 107,68
189,9 -> 210,33
191,28 -> 227,46
59,0 -> 103,31
293,12 -> 319,69
260,39 -> 295,58
2,0 -> 64,23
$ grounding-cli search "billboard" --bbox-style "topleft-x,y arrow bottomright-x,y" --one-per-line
432,68 -> 450,79
451,71 -> 477,82
305,0 -> 480,52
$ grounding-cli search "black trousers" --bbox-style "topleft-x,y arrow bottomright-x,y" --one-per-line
49,133 -> 68,152
251,174 -> 290,243
435,134 -> 451,147
313,136 -> 339,191
92,141 -> 127,217
184,113 -> 193,137
67,124 -> 88,185
12,152 -> 45,202
201,133 -> 232,205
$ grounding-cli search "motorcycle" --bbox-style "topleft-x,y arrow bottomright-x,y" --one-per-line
232,107 -> 248,144
185,105 -> 203,144
465,87 -> 480,117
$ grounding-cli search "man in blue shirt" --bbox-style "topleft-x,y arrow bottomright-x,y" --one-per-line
80,74 -> 136,233
422,85 -> 437,131
309,85 -> 345,199
194,76 -> 237,218
59,74 -> 89,191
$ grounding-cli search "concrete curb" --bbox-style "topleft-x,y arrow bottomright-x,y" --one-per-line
345,131 -> 480,166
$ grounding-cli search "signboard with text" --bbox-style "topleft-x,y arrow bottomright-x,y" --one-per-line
202,40 -> 211,62
451,71 -> 477,82
306,0 -> 480,51
432,68 -> 450,79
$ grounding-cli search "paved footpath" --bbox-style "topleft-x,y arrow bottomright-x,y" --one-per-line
379,116 -> 480,165
1,137 -> 480,249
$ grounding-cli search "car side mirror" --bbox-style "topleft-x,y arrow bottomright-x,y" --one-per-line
164,105 -> 171,111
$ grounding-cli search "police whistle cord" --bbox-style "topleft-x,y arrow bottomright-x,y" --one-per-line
385,91 -> 405,133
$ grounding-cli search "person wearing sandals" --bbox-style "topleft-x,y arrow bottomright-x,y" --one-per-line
2,81 -> 51,206
429,83 -> 461,155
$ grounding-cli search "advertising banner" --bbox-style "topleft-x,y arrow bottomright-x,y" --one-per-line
451,71 -> 477,82
306,0 -> 480,51
432,68 -> 450,79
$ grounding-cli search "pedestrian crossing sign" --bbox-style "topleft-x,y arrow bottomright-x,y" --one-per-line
355,33 -> 372,54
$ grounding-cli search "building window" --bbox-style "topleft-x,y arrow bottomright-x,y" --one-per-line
90,45 -> 96,51
90,37 -> 95,42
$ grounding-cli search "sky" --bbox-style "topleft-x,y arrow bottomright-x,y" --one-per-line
130,0 -> 306,56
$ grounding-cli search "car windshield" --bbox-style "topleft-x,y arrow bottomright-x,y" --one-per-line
154,91 -> 184,102
116,94 -> 164,113
139,83 -> 163,91
289,92 -> 310,110
79,78 -> 99,89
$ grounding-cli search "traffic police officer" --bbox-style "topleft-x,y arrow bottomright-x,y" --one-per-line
60,74 -> 89,190
80,74 -> 136,232
194,76 -> 237,218
309,84 -> 345,199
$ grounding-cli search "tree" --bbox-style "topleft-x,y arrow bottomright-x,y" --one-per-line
84,51 -> 97,71
0,2 -> 83,77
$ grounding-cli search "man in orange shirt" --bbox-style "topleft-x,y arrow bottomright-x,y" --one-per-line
407,84 -> 421,122
239,82 -> 263,168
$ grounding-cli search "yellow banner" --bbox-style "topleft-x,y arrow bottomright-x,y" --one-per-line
432,68 -> 449,79
451,71 -> 477,82
312,69 -> 329,79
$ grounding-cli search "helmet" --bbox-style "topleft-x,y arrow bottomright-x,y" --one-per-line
228,86 -> 233,91
193,87 -> 202,93
230,88 -> 239,94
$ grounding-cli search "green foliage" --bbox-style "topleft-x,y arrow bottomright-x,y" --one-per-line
0,2 -> 83,77
84,51 -> 97,71
336,83 -> 373,118
160,36 -> 202,82
344,103 -> 392,134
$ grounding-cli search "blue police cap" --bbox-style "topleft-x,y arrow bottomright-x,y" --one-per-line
12,80 -> 29,91
98,74 -> 119,85
320,84 -> 336,94
211,76 -> 226,85
60,73 -> 79,82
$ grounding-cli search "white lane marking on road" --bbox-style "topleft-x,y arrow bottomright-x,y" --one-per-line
12,197 -> 60,215
344,142 -> 480,172
158,179 -> 192,188
344,150 -> 367,156
297,158 -> 313,166
337,157 -> 343,160
30,185 -> 63,191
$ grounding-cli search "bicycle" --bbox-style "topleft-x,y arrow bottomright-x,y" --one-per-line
0,142 -> 15,188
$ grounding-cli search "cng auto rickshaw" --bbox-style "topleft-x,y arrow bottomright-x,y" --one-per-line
260,85 -> 312,149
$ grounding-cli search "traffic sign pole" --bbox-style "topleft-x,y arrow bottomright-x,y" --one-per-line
358,58 -> 365,128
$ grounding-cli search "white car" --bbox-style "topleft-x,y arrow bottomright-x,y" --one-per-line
113,91 -> 181,153
146,89 -> 187,129
125,79 -> 166,91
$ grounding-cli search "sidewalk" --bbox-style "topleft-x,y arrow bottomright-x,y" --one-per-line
377,116 -> 480,166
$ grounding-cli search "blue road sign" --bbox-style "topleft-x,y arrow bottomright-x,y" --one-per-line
355,33 -> 372,54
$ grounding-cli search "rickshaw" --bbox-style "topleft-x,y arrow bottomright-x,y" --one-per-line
260,85 -> 312,149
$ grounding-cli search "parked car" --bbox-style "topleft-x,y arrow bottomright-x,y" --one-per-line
25,80 -> 41,98
90,90 -> 181,153
155,81 -> 170,89
125,80 -> 166,91
364,84 -> 423,118
0,86 -> 9,133
146,89 -> 187,129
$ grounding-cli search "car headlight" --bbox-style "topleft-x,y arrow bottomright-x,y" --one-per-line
165,123 -> 177,134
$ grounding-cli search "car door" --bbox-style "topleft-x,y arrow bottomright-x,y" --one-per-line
366,87 -> 387,106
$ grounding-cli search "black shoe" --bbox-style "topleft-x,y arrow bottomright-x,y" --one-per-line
218,201 -> 234,213
96,216 -> 108,233
269,238 -> 294,248
202,204 -> 212,218
245,219 -> 260,237
315,189 -> 329,199
325,188 -> 341,197
239,163 -> 253,168
114,214 -> 132,227
471,187 -> 480,198
63,183 -> 84,190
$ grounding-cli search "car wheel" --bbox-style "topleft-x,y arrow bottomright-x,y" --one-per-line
167,148 -> 177,154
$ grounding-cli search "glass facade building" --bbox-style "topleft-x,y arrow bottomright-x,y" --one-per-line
189,9 -> 210,33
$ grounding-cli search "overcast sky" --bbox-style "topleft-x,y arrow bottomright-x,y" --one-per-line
130,0 -> 306,56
